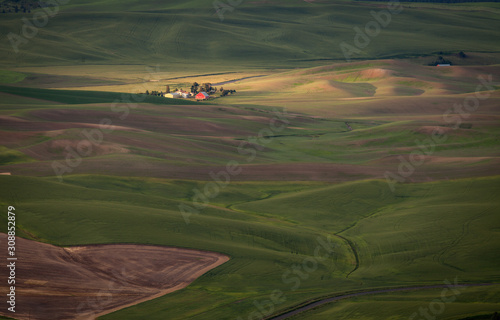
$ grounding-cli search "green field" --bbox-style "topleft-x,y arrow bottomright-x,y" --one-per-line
0,174 -> 498,319
0,0 -> 499,319
0,85 -> 199,105
1,72 -> 499,318
1,0 -> 500,68
0,70 -> 25,84
288,285 -> 500,320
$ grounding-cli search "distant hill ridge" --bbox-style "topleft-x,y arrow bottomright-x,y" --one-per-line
0,0 -> 499,67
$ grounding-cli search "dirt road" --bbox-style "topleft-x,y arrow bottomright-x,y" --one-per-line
269,283 -> 493,319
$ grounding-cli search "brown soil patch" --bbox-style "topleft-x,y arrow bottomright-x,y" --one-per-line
0,130 -> 43,148
4,154 -> 500,183
333,68 -> 392,82
359,68 -> 391,79
0,115 -> 111,132
21,139 -> 130,161
44,129 -> 67,138
29,109 -> 253,137
0,234 -> 229,320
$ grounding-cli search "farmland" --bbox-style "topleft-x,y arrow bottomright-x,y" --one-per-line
1,0 -> 500,68
0,0 -> 499,319
1,58 -> 499,319
0,233 -> 229,320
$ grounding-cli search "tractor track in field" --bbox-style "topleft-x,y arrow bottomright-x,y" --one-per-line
212,75 -> 268,86
267,283 -> 494,320
163,72 -> 239,81
436,206 -> 491,272
334,207 -> 387,279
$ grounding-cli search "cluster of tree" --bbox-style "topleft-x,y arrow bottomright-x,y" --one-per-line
188,81 -> 237,97
221,89 -> 236,97
355,0 -> 498,2
190,82 -> 218,94
144,90 -> 165,96
1,0 -> 52,14
190,82 -> 200,94
165,85 -> 185,93
428,55 -> 452,66
145,82 -> 237,98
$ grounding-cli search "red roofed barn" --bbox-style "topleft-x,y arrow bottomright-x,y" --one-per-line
195,92 -> 209,100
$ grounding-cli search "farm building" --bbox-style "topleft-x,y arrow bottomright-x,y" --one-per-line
174,90 -> 192,98
195,92 -> 210,100
164,92 -> 181,98
437,64 -> 451,67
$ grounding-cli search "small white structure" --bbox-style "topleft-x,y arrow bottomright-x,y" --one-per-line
164,92 -> 181,98
180,92 -> 191,98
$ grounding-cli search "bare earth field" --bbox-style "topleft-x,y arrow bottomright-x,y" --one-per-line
0,233 -> 229,320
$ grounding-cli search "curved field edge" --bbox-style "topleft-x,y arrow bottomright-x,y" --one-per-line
0,174 -> 498,319
0,70 -> 26,84
0,233 -> 229,320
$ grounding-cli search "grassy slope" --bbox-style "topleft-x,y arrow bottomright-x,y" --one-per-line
0,79 -> 487,319
1,68 -> 499,178
235,177 -> 500,285
0,145 -> 35,165
291,285 -> 500,320
0,70 -> 25,84
0,175 -> 352,319
0,1 -> 499,317
0,85 -> 199,105
0,1 -> 499,67
0,87 -> 497,318
0,174 -> 498,319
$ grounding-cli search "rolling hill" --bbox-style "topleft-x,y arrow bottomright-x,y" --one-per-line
0,0 -> 499,68
0,0 -> 499,319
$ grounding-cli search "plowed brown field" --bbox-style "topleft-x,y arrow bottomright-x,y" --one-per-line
0,234 -> 229,320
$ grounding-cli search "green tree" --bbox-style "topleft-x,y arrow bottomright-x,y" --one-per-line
192,82 -> 199,92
